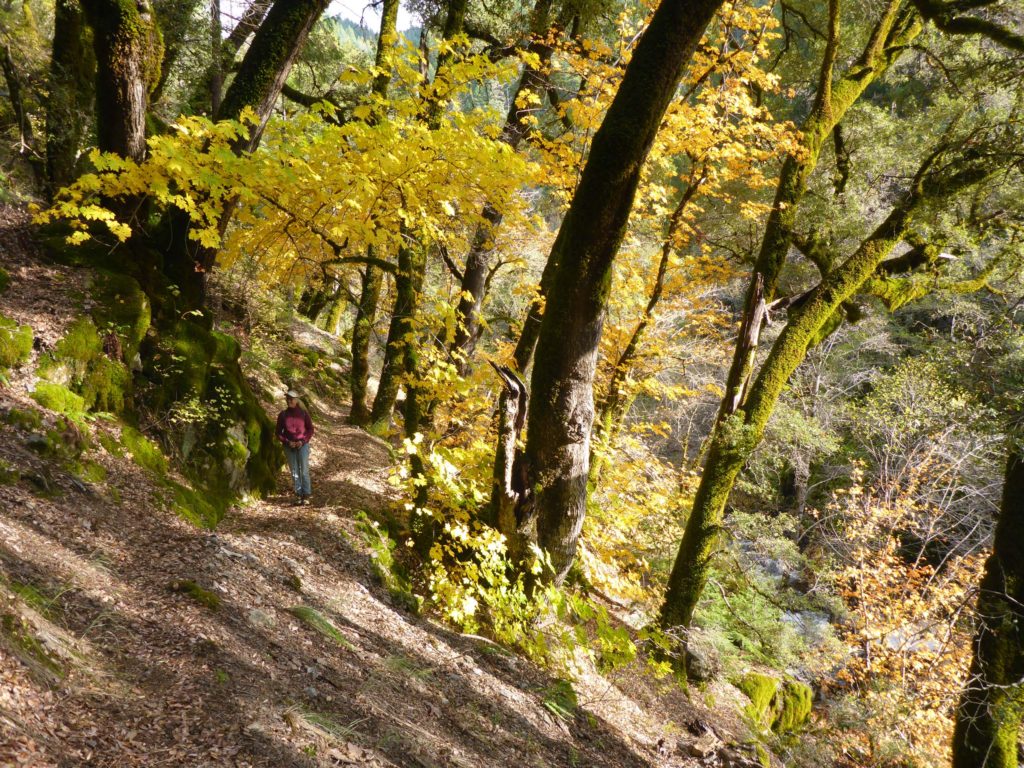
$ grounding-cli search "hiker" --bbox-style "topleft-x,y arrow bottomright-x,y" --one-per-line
277,389 -> 314,505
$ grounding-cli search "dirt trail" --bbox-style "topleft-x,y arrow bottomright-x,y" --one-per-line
0,208 -> 723,768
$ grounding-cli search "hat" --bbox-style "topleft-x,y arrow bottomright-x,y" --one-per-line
285,389 -> 301,399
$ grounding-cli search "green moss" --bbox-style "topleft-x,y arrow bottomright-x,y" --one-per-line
0,266 -> 10,294
288,606 -> 356,650
738,673 -> 779,728
91,271 -> 150,360
121,425 -> 168,475
98,430 -> 124,456
0,458 -> 19,485
51,316 -> 102,375
736,673 -> 812,735
773,680 -> 813,733
170,481 -> 227,529
169,579 -> 221,610
81,355 -> 130,412
40,316 -> 132,415
0,313 -> 33,370
31,381 -> 86,418
75,460 -> 107,484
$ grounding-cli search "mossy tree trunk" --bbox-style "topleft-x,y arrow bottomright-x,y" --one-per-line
370,244 -> 421,429
348,0 -> 398,426
718,0 -> 920,418
521,0 -> 725,584
80,0 -> 163,163
952,444 -> 1024,768
659,151 -> 994,631
349,262 -> 384,426
46,0 -> 94,194
367,0 -> 467,430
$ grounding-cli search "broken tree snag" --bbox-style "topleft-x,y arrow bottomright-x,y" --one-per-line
724,273 -> 767,417
488,362 -> 531,546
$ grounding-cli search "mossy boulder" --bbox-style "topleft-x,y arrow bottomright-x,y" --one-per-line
90,270 -> 151,362
39,316 -> 132,414
142,318 -> 281,504
736,672 -> 813,735
31,381 -> 86,419
0,313 -> 32,371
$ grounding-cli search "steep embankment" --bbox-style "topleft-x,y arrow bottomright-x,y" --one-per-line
0,208 -> 765,768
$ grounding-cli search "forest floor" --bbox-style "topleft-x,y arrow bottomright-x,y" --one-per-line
0,207 -> 759,768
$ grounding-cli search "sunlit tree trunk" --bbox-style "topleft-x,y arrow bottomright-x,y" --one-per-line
952,444 -> 1024,768
522,0 -> 726,584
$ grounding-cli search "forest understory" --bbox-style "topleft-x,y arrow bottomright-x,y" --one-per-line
0,208 -> 762,768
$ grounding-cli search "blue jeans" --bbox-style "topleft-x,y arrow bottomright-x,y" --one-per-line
284,442 -> 311,497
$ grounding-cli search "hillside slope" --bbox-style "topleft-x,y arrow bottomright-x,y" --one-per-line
0,208 -> 766,768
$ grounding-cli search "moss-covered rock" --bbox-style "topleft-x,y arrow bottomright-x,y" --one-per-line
120,425 -> 168,475
0,313 -> 33,371
736,672 -> 813,735
90,270 -> 151,361
39,316 -> 132,414
142,318 -> 281,505
31,381 -> 86,418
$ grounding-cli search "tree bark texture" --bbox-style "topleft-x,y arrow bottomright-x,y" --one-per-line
952,446 -> 1024,768
659,155 -> 992,631
524,0 -> 726,584
81,0 -> 163,162
349,262 -> 384,426
489,363 -> 531,559
46,0 -> 94,193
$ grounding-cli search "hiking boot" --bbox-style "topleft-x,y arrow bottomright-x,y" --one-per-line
301,496 -> 311,506
292,497 -> 304,507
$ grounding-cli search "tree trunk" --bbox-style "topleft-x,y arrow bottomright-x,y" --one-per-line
370,243 -> 421,428
347,0 -> 399,425
349,263 -> 384,426
150,0 -> 203,107
448,0 -> 555,373
659,153 -> 992,631
81,0 -> 163,163
522,0 -> 725,584
1,42 -> 44,187
162,0 -> 331,311
46,0 -> 93,194
952,445 -> 1024,768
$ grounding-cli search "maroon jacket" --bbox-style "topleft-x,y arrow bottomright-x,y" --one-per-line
276,407 -> 314,445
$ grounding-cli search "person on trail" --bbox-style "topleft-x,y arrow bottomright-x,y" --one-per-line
277,389 -> 314,506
